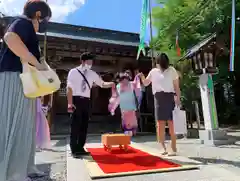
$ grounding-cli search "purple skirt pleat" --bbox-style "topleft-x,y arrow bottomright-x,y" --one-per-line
36,99 -> 51,149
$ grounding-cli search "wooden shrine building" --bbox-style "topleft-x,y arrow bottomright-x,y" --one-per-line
0,16 -> 153,134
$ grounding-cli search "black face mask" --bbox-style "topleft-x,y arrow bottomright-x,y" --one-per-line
38,19 -> 48,33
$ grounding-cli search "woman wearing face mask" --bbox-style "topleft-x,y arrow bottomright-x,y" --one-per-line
0,0 -> 52,181
140,53 -> 181,156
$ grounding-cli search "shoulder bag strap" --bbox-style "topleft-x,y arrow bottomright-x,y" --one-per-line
76,69 -> 91,90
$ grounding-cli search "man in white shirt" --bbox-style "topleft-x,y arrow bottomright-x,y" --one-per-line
67,52 -> 114,157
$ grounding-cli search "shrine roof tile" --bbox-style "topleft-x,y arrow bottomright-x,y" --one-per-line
37,31 -> 139,46
1,16 -> 139,46
179,33 -> 217,61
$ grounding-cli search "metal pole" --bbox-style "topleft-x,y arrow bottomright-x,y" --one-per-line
148,0 -> 158,138
148,0 -> 154,67
43,34 -> 47,61
44,0 -> 52,128
43,0 -> 48,61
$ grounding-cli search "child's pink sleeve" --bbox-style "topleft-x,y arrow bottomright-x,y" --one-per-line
108,85 -> 120,115
109,97 -> 120,115
132,75 -> 141,98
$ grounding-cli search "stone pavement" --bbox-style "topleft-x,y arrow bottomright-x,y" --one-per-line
133,136 -> 240,175
33,139 -> 67,181
34,132 -> 240,181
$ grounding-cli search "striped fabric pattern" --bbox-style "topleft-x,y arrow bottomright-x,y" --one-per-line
0,72 -> 36,181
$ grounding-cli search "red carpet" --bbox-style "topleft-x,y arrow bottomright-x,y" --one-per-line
87,146 -> 181,174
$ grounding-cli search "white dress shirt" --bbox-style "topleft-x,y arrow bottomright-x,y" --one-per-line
146,66 -> 179,94
67,65 -> 104,98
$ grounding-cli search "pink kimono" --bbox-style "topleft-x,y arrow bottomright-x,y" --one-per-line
108,74 -> 142,136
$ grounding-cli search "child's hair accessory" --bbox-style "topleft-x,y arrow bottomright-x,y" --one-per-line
119,71 -> 131,81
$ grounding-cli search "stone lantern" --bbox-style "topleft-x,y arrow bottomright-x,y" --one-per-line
191,51 -> 218,75
179,33 -> 232,146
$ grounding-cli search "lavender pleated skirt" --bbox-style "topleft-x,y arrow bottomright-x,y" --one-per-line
36,99 -> 51,149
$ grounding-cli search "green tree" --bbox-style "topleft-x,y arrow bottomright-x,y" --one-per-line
152,0 -> 239,53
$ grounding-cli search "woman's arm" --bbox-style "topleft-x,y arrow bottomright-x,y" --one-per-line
4,32 -> 41,67
172,67 -> 181,106
173,78 -> 181,105
93,71 -> 114,88
102,82 -> 115,88
140,72 -> 152,86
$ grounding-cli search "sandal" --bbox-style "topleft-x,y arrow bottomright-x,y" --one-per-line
161,151 -> 168,155
168,152 -> 177,156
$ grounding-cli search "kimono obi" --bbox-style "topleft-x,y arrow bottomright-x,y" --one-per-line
116,84 -> 136,111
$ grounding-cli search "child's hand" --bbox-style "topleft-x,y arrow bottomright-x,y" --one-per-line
42,106 -> 48,114
139,72 -> 145,78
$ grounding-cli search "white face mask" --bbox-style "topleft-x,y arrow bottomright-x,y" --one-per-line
85,64 -> 92,70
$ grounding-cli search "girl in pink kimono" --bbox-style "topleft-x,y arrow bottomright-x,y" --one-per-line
109,71 -> 141,136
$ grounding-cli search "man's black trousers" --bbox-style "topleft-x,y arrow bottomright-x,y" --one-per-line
70,96 -> 90,154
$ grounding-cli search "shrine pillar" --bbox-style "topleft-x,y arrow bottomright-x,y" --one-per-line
198,73 -> 228,145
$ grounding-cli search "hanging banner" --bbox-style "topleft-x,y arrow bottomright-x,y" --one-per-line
229,0 -> 236,71
137,0 -> 149,60
176,30 -> 181,56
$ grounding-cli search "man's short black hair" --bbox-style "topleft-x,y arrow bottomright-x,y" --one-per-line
80,52 -> 95,61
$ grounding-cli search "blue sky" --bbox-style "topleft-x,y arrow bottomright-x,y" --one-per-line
2,0 -> 159,42
66,0 -> 143,33
65,0 -> 158,42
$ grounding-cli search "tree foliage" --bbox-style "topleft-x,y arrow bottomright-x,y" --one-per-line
152,0 -> 239,54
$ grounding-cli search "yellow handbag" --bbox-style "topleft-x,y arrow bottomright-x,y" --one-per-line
20,62 -> 61,98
